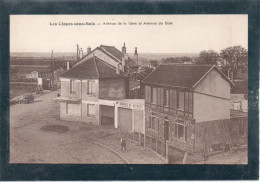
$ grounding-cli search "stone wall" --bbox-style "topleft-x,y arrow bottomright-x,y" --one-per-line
168,116 -> 195,153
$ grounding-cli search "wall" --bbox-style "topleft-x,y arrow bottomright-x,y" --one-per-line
195,69 -> 230,98
99,78 -> 126,100
193,69 -> 231,122
195,119 -> 231,154
134,110 -> 144,133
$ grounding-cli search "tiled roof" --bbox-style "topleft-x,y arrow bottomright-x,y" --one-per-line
142,64 -> 234,89
60,56 -> 124,79
99,45 -> 123,62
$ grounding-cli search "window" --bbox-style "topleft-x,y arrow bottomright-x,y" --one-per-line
87,104 -> 95,117
164,89 -> 169,107
178,91 -> 184,111
149,115 -> 159,132
151,87 -> 157,104
145,86 -> 151,103
70,80 -> 76,94
66,102 -> 80,115
170,89 -> 177,109
184,92 -> 189,112
172,120 -> 187,141
88,81 -> 96,95
188,92 -> 193,113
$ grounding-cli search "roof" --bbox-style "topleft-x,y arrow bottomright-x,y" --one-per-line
142,64 -> 235,89
60,56 -> 125,79
99,45 -> 123,62
73,44 -> 138,69
230,109 -> 248,119
99,45 -> 138,67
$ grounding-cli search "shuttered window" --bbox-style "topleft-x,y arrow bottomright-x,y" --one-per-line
178,91 -> 185,111
66,102 -> 80,115
151,87 -> 157,104
87,104 -> 95,117
145,86 -> 151,103
149,115 -> 159,132
88,81 -> 96,95
164,89 -> 169,107
188,92 -> 193,113
184,92 -> 189,112
170,89 -> 177,109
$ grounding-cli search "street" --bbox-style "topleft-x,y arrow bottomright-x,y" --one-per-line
10,91 -> 165,164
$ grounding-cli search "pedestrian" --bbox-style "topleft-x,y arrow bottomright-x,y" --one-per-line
120,137 -> 126,152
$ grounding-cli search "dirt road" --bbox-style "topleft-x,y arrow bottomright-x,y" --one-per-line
10,91 -> 165,164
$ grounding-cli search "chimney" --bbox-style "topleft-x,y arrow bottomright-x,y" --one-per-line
134,47 -> 138,65
134,47 -> 138,55
79,48 -> 83,59
122,42 -> 126,54
87,46 -> 91,54
116,63 -> 120,74
67,62 -> 70,70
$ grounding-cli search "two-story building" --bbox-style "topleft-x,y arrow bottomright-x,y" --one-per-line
142,64 -> 247,163
57,54 -> 145,141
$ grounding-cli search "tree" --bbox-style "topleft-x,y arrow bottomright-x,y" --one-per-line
196,50 -> 220,65
220,45 -> 248,81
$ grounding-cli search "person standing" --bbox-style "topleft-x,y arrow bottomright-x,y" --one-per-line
120,138 -> 126,152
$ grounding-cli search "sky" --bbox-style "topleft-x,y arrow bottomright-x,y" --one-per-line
10,15 -> 248,54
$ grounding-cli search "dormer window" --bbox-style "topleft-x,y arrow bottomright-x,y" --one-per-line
88,81 -> 96,95
164,89 -> 169,107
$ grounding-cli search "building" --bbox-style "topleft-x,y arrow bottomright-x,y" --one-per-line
148,60 -> 159,70
142,64 -> 247,163
57,55 -> 145,138
72,44 -> 140,98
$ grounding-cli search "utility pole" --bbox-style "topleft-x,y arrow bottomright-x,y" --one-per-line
50,50 -> 54,90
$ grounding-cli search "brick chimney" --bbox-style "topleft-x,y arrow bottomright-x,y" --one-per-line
122,42 -> 126,54
134,47 -> 138,65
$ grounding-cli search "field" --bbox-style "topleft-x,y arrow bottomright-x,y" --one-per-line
11,52 -> 199,66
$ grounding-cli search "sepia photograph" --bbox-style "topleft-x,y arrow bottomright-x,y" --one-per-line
9,15 -> 248,164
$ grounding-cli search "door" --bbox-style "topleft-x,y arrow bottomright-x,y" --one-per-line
100,105 -> 114,125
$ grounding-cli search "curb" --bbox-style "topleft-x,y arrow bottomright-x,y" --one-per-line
84,138 -> 130,164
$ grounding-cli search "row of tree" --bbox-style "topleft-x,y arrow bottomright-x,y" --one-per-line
195,45 -> 248,81
162,56 -> 192,64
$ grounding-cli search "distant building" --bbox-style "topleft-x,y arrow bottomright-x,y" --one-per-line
142,64 -> 247,163
230,80 -> 248,112
148,60 -> 159,70
26,71 -> 39,79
